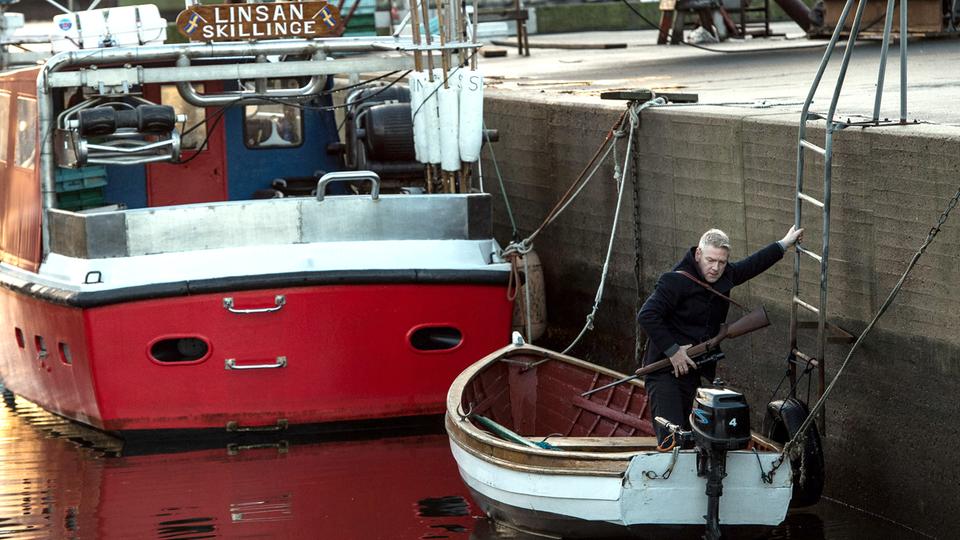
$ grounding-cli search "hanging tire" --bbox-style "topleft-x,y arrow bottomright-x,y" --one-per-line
765,398 -> 825,508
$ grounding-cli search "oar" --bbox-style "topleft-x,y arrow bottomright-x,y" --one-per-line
471,414 -> 556,449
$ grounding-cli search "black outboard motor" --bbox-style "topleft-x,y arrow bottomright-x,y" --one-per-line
690,384 -> 751,540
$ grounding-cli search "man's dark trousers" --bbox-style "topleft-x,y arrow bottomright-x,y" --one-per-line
645,370 -> 701,444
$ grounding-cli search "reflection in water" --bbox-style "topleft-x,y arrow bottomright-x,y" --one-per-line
0,388 -> 931,540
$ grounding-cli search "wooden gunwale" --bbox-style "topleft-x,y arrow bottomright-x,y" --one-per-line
445,344 -> 784,475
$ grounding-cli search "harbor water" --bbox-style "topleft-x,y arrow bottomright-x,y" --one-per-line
0,386 -> 932,540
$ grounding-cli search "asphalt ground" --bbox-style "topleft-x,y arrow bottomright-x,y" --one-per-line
478,22 -> 960,127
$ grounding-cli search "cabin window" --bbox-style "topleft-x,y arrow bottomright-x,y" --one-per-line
160,84 -> 207,151
0,91 -> 10,163
243,81 -> 303,149
58,343 -> 73,366
14,328 -> 24,348
15,97 -> 37,169
34,335 -> 47,360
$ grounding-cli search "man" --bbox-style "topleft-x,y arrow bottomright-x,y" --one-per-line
637,226 -> 803,443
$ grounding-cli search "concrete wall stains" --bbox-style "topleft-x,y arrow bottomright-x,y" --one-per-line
482,91 -> 960,537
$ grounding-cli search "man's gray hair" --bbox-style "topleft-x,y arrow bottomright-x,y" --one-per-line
699,229 -> 731,251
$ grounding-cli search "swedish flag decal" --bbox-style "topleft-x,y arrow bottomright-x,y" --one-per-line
318,5 -> 337,28
183,12 -> 203,34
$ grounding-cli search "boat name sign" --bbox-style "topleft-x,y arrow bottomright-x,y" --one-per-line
176,2 -> 345,42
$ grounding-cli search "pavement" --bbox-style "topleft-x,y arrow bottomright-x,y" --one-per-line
478,22 -> 960,127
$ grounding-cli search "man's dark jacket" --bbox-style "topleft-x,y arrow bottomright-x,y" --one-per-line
637,242 -> 784,374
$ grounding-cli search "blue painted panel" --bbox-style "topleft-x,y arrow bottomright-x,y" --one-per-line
225,93 -> 342,201
103,164 -> 148,209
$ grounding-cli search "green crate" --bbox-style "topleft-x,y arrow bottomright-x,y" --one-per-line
56,166 -> 108,193
57,188 -> 106,211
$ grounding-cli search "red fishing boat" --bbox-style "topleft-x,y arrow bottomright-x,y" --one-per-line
0,2 -> 511,436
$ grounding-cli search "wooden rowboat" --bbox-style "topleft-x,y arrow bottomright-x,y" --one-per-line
445,342 -> 793,538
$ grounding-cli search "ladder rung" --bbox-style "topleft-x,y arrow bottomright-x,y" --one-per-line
799,139 -> 826,155
793,296 -> 820,314
790,348 -> 819,367
797,191 -> 824,208
804,112 -> 825,121
797,321 -> 857,343
797,245 -> 822,263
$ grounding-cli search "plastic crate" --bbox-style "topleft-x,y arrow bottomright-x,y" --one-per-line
56,166 -> 108,193
57,187 -> 106,211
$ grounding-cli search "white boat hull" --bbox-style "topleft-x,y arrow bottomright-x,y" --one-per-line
450,439 -> 792,529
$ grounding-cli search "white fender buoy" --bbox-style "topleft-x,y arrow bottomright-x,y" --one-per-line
424,78 -> 442,165
511,249 -> 547,342
438,85 -> 460,172
458,69 -> 483,163
408,73 -> 428,163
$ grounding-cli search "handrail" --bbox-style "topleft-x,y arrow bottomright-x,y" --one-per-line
316,170 -> 380,201
175,52 -> 328,107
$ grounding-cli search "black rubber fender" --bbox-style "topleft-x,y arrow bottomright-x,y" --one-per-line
765,398 -> 825,508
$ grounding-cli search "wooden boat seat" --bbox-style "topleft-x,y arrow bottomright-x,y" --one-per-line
526,436 -> 659,452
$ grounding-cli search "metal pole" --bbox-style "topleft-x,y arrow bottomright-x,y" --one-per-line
872,0 -> 897,122
409,0 -> 424,72
421,0 -> 436,80
899,0 -> 908,123
817,0 -> 869,433
44,0 -> 72,15
791,0 -> 856,387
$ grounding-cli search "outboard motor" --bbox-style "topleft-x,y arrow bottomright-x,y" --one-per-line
690,384 -> 751,540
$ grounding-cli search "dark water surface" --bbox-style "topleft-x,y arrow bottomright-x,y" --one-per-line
0,391 -> 931,540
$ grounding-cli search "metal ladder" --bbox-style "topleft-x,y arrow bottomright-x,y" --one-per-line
790,0 -> 911,431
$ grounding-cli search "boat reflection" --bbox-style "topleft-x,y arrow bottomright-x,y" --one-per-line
0,392 -> 479,539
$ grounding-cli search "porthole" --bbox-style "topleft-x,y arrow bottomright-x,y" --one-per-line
409,326 -> 463,352
149,337 -> 210,363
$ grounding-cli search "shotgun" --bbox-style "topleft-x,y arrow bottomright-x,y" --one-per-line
580,306 -> 770,397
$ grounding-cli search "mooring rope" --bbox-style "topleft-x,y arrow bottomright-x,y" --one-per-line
493,98 -> 664,345
560,98 -> 665,354
775,185 -> 960,466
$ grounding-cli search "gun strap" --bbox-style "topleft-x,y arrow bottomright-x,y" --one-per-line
675,270 -> 746,311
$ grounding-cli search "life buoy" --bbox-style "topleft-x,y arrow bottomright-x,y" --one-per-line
765,398 -> 825,508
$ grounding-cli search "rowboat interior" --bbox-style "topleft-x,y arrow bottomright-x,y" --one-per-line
453,345 -> 782,454
458,346 -> 660,451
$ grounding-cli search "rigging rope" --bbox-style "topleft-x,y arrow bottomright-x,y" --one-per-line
561,98 -> 665,354
491,98 -> 664,350
776,185 -> 960,464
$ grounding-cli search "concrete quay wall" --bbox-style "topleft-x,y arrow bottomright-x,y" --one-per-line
482,91 -> 960,538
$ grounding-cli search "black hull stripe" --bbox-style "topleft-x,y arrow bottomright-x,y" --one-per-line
0,269 -> 510,308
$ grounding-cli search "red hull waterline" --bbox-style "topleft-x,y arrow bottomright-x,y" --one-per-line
0,283 -> 512,434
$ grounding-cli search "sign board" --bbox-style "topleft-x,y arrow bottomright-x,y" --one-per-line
176,2 -> 345,42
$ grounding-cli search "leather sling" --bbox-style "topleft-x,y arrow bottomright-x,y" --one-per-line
674,270 -> 746,311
